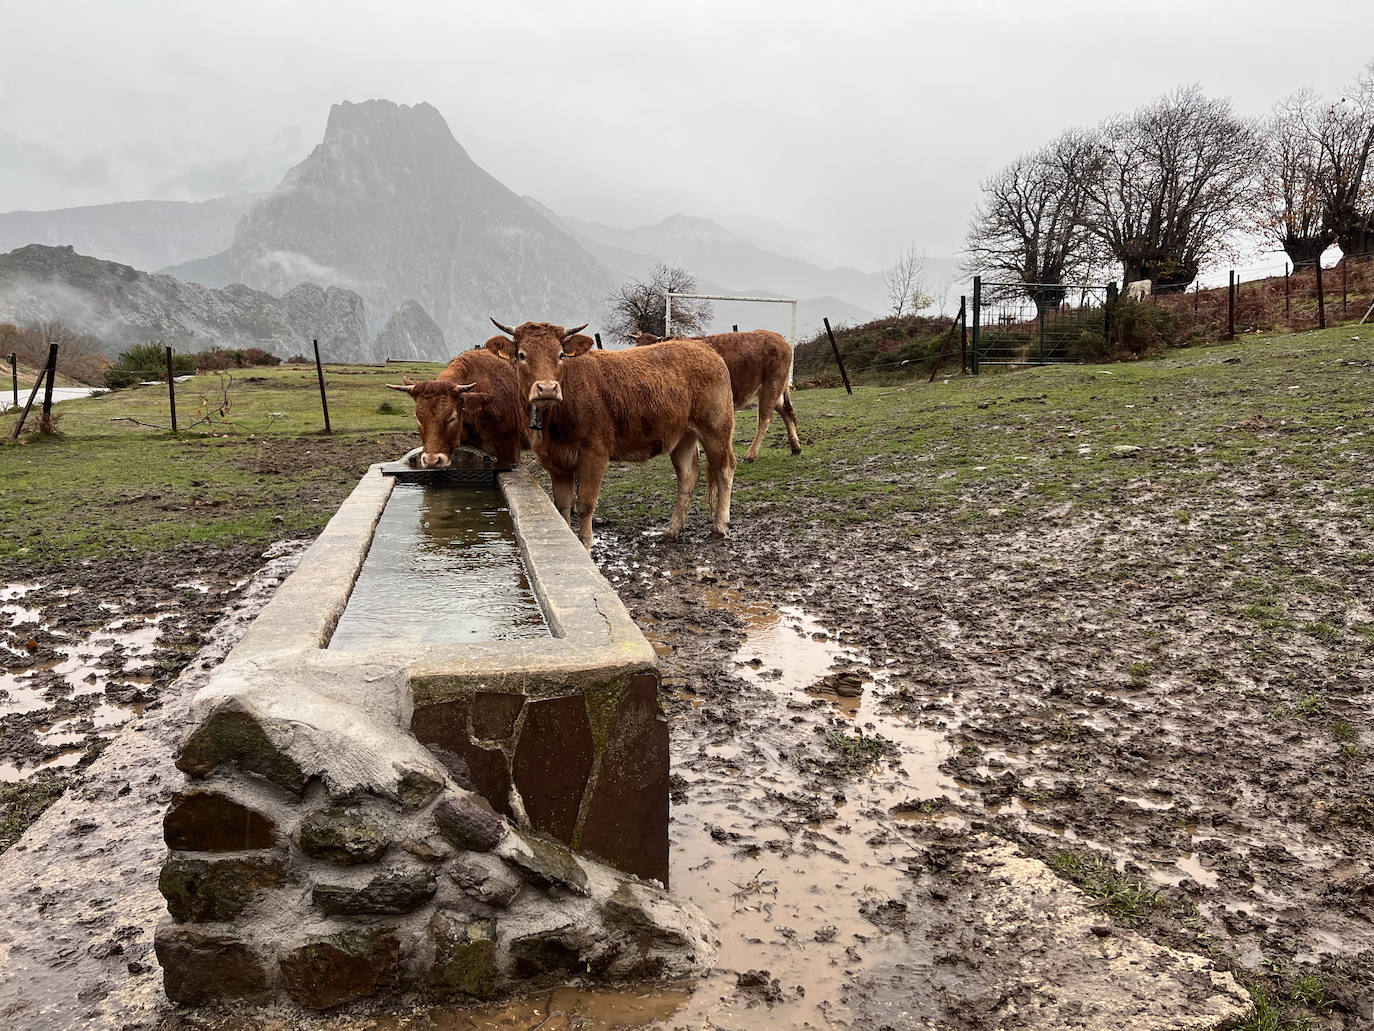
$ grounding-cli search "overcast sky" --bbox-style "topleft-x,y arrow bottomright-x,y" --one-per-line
1,1 -> 1371,273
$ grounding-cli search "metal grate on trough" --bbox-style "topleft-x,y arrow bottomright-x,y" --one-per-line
379,446 -> 510,487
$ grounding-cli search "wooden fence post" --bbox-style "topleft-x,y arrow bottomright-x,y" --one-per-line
313,338 -> 332,434
732,324 -> 738,332
593,332 -> 603,350
1342,259 -> 1348,316
10,356 -> 51,440
165,345 -> 178,433
822,317 -> 852,395
1284,263 -> 1290,318
1227,270 -> 1235,339
38,344 -> 58,432
1316,260 -> 1326,329
7,352 -> 15,409
929,298 -> 966,382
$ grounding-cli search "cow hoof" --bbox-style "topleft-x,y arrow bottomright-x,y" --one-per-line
790,446 -> 802,455
710,529 -> 727,540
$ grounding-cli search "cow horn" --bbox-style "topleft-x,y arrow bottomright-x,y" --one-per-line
490,318 -> 516,336
386,382 -> 415,394
452,382 -> 477,392
563,323 -> 588,339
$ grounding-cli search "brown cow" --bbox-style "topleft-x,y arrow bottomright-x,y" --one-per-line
633,329 -> 801,461
387,343 -> 526,467
488,319 -> 736,550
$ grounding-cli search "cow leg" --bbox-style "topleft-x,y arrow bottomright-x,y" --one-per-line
778,388 -> 802,455
573,457 -> 607,550
744,368 -> 790,461
667,434 -> 701,539
550,471 -> 575,526
695,420 -> 736,538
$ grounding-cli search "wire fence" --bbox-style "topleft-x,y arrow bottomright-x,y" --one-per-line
1147,249 -> 1374,337
972,281 -> 1110,367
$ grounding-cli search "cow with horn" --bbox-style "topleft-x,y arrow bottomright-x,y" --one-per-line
387,345 -> 527,467
488,318 -> 737,550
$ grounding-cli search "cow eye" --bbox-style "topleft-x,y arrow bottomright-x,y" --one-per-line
447,415 -> 458,426
517,351 -> 527,362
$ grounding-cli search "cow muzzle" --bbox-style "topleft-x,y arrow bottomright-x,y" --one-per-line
420,451 -> 451,469
530,381 -> 562,405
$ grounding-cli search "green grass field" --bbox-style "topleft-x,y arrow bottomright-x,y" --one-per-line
2,327 -> 1372,573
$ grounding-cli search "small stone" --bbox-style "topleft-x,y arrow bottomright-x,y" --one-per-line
429,912 -> 498,999
434,793 -> 505,853
164,791 -> 276,852
449,852 -> 522,908
401,836 -> 452,863
396,765 -> 444,809
1091,922 -> 1113,937
312,869 -> 437,915
505,832 -> 589,896
298,807 -> 390,865
601,881 -> 692,950
159,854 -> 284,922
470,692 -> 525,741
176,707 -> 305,794
509,927 -> 586,978
154,924 -> 270,1004
279,928 -> 401,1010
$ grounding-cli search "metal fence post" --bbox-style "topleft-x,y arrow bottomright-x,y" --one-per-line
593,333 -> 603,350
960,295 -> 968,373
1284,263 -> 1290,318
971,276 -> 982,375
1104,282 -> 1117,352
732,324 -> 738,332
165,345 -> 178,433
7,352 -> 15,409
313,338 -> 332,434
1316,260 -> 1326,329
822,317 -> 852,395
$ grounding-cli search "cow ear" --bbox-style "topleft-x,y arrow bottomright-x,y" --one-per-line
562,333 -> 595,358
386,382 -> 416,394
459,390 -> 492,413
484,335 -> 514,360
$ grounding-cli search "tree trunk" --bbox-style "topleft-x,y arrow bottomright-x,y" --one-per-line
1281,232 -> 1333,268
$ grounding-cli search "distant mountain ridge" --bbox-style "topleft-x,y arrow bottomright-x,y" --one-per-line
0,244 -> 387,361
165,100 -> 609,351
0,98 -> 959,358
0,196 -> 256,276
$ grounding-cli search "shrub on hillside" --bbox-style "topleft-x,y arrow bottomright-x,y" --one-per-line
1113,299 -> 1181,355
193,347 -> 282,371
103,342 -> 195,389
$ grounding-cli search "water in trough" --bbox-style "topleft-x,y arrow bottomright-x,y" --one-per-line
328,483 -> 548,650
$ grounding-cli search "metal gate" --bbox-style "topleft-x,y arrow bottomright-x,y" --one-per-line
971,277 -> 1114,371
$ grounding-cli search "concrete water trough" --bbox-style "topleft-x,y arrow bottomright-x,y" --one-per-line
153,449 -> 712,1010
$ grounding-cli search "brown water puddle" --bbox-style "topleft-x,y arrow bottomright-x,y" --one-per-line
1,600 -> 171,780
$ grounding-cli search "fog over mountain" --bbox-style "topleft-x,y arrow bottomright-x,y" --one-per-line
165,101 -> 611,350
0,196 -> 255,276
0,244 -> 383,362
0,98 -> 954,358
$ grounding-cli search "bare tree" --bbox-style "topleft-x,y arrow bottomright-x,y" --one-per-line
1260,90 -> 1334,266
1302,63 -> 1374,256
1085,85 -> 1261,289
604,263 -> 713,341
883,243 -> 933,318
962,129 -> 1104,312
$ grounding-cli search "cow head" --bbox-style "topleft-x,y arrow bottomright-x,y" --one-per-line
486,320 -> 590,415
387,378 -> 490,468
631,332 -> 662,347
